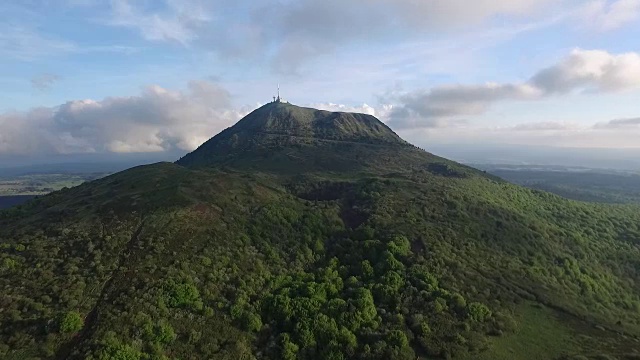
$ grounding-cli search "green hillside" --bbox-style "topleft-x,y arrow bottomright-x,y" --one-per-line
1,103 -> 640,360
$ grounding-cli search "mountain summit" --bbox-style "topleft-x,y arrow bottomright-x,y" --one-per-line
213,102 -> 403,143
177,102 -> 412,171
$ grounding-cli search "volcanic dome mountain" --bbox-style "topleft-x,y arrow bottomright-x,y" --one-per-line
1,103 -> 640,360
177,102 -> 412,171
198,102 -> 404,145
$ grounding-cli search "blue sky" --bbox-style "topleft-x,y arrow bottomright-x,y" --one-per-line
1,0 -> 640,162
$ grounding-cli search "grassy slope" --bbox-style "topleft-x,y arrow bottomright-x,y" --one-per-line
472,302 -> 577,360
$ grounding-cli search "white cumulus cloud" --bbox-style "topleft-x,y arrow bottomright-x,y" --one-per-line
531,49 -> 640,93
0,80 -> 247,155
311,103 -> 379,116
388,49 -> 640,129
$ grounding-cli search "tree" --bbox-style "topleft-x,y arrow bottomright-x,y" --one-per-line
243,311 -> 263,332
386,330 -> 409,348
468,302 -> 492,322
165,281 -> 201,309
97,344 -> 142,360
350,288 -> 377,328
388,235 -> 411,257
281,333 -> 299,360
153,320 -> 176,344
59,311 -> 83,334
360,260 -> 374,279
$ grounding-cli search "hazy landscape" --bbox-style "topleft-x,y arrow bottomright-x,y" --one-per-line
5,163 -> 640,210
475,165 -> 640,204
0,172 -> 110,209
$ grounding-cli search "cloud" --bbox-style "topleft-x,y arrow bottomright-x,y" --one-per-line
106,0 -> 213,45
0,80 -> 247,155
400,119 -> 640,149
387,49 -> 640,129
384,0 -> 553,28
510,121 -> 583,131
580,0 -> 640,31
31,73 -> 61,91
386,83 -> 543,129
263,0 -> 562,72
531,49 -> 640,93
0,23 -> 141,61
388,83 -> 542,129
269,36 -> 328,75
0,94 -> 395,156
271,0 -> 555,37
594,117 -> 640,128
311,103 -> 380,116
0,108 -> 58,155
100,0 -> 564,73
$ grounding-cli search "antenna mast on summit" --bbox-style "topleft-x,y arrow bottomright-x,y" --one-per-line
273,84 -> 284,103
